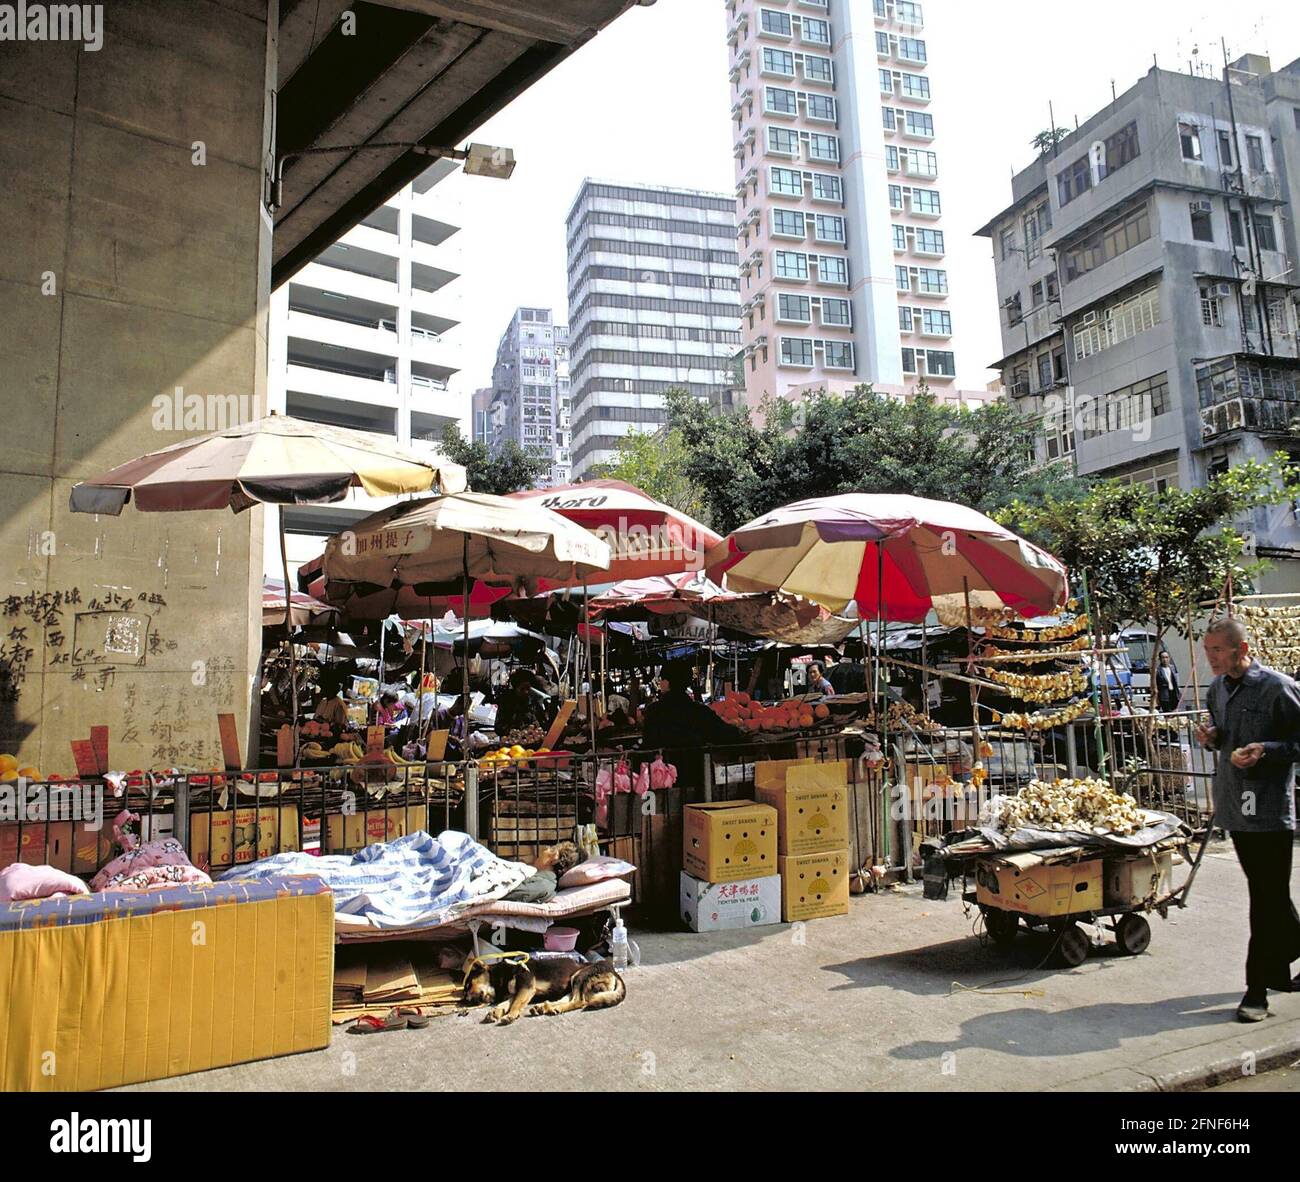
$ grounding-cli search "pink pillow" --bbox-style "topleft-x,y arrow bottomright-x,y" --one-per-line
0,863 -> 90,902
558,854 -> 636,889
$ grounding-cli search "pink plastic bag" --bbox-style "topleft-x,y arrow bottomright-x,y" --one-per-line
649,756 -> 678,790
632,763 -> 650,797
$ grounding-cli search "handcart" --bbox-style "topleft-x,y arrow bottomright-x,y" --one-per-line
930,811 -> 1216,968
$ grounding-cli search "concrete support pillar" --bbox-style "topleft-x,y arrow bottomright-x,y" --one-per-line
0,0 -> 279,771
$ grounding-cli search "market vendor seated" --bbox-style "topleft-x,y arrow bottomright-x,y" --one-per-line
501,841 -> 583,903
312,671 -> 349,737
374,690 -> 408,730
640,659 -> 742,790
494,669 -> 545,738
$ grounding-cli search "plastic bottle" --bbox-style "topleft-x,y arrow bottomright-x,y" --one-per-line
610,917 -> 629,970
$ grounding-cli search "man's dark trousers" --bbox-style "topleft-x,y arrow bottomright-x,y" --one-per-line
1231,831 -> 1300,994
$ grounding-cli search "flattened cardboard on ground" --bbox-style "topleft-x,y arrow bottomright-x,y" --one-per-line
680,870 -> 781,932
683,800 -> 777,883
779,848 -> 851,921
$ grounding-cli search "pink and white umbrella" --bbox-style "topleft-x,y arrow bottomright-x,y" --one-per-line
706,493 -> 1068,622
262,578 -> 339,628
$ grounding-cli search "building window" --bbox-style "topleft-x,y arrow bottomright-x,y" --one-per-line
915,228 -> 944,254
1031,280 -> 1044,307
770,165 -> 802,196
898,36 -> 926,62
1047,275 -> 1060,303
1245,134 -> 1266,172
775,250 -> 809,280
1102,122 -> 1140,176
905,149 -> 938,177
898,305 -> 914,332
1072,285 -> 1161,361
778,293 -> 811,323
897,0 -> 923,22
761,47 -> 795,76
821,297 -> 851,327
888,184 -> 904,210
902,347 -> 917,373
1229,208 -> 1245,247
1179,121 -> 1202,162
803,54 -> 833,83
1036,353 -> 1053,389
879,68 -> 894,94
801,17 -> 831,45
922,308 -> 951,335
1057,156 -> 1091,206
815,215 -> 846,244
780,336 -> 814,367
885,144 -> 900,171
999,228 -> 1016,260
1255,214 -> 1278,252
916,267 -> 946,294
892,224 -> 907,251
773,208 -> 806,238
1005,291 -> 1023,325
925,350 -> 956,377
1062,203 -> 1150,282
913,188 -> 941,215
896,265 -> 911,292
767,126 -> 799,156
807,133 -> 839,162
818,255 -> 849,285
760,9 -> 792,37
824,340 -> 854,369
900,73 -> 930,100
882,105 -> 898,132
1189,202 -> 1214,242
905,111 -> 934,137
1218,129 -> 1234,167
1079,373 -> 1171,441
1199,284 -> 1223,327
807,93 -> 836,122
764,86 -> 798,115
813,172 -> 842,202
1052,346 -> 1066,381
876,31 -> 890,55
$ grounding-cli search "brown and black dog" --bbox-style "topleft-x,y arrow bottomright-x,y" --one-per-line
460,956 -> 626,1026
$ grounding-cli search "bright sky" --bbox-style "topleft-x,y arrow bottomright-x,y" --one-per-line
435,0 -> 1298,396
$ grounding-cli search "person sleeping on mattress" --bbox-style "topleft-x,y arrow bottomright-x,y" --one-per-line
501,841 -> 583,905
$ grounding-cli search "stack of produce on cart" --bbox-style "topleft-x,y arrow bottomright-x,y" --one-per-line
979,775 -> 1145,836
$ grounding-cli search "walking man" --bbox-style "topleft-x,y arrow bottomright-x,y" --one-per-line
1155,650 -> 1181,712
1194,617 -> 1300,1022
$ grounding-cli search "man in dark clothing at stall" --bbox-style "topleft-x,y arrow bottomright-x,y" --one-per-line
1195,616 -> 1300,1022
640,659 -> 741,794
829,655 -> 867,695
1155,650 -> 1181,713
493,669 -> 544,738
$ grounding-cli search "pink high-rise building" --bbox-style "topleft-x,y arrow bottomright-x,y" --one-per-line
727,0 -> 969,406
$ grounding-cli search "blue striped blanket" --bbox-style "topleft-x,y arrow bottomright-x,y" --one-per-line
220,830 -> 533,930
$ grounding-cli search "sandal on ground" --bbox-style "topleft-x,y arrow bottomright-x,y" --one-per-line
346,1009 -> 411,1035
396,1006 -> 431,1029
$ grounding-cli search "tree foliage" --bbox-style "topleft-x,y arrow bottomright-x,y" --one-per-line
1030,127 -> 1071,154
996,455 -> 1300,641
664,385 -> 1082,535
590,427 -> 711,524
439,423 -> 549,495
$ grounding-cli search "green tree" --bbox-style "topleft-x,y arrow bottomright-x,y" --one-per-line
438,423 -> 549,495
1030,127 -> 1071,155
591,427 -> 711,524
996,454 -> 1300,646
665,385 -> 1081,535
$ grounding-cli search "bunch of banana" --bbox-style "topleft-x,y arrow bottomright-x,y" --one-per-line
985,776 -> 1145,835
332,741 -> 366,764
981,635 -> 1091,663
1238,603 -> 1300,620
983,615 -> 1090,643
980,666 -> 1089,703
991,699 -> 1092,733
299,741 -> 331,760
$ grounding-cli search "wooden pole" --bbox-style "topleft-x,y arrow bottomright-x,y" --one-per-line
583,580 -> 596,751
705,604 -> 717,701
278,513 -> 299,748
1186,598 -> 1201,714
461,537 -> 471,761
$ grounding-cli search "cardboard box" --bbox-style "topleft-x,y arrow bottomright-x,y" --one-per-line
189,805 -> 300,871
325,804 -> 428,853
755,761 -> 849,856
0,821 -> 73,872
683,801 -> 777,883
779,849 -> 850,922
975,852 -> 1103,917
1104,850 -> 1173,908
680,871 -> 781,932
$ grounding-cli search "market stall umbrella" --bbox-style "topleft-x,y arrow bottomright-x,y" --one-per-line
319,490 -> 611,752
262,578 -> 340,629
68,412 -> 467,734
706,493 -> 1068,622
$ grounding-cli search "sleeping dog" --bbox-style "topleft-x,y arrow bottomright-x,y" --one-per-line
460,955 -> 626,1026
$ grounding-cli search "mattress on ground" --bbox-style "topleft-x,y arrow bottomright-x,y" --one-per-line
0,875 -> 334,1091
334,877 -> 632,941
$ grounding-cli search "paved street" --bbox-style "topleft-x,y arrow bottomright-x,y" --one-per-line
125,841 -> 1300,1092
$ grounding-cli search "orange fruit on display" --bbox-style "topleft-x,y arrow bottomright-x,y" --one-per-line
17,766 -> 41,780
814,704 -> 830,720
0,754 -> 17,774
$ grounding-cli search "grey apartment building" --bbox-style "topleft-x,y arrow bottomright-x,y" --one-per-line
566,180 -> 744,478
487,308 -> 572,487
977,55 -> 1300,587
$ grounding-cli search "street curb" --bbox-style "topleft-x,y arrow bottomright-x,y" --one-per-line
1135,1021 -> 1300,1092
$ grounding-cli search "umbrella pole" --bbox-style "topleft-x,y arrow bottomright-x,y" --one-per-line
462,538 -> 471,759
962,577 -> 979,734
583,580 -> 596,752
278,512 -> 299,752
706,605 -> 716,701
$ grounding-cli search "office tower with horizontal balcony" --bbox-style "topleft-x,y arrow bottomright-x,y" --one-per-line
566,180 -> 743,478
488,308 -> 572,488
727,0 -> 958,402
977,54 -> 1300,587
267,160 -> 469,572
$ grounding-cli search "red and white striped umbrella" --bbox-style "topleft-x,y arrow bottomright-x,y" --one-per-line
261,578 -> 339,628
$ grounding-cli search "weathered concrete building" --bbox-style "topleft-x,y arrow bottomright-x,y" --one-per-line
0,0 -> 644,770
976,55 -> 1300,591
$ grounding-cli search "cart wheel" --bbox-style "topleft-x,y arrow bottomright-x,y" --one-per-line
982,907 -> 1020,946
1056,923 -> 1089,968
1115,913 -> 1151,956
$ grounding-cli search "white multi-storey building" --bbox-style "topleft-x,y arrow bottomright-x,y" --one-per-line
727,0 -> 962,403
265,160 -> 470,573
566,180 -> 744,478
488,308 -> 572,487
